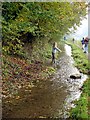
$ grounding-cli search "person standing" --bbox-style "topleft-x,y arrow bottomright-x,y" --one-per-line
52,42 -> 62,63
64,36 -> 66,40
81,37 -> 85,50
72,38 -> 75,43
84,37 -> 89,53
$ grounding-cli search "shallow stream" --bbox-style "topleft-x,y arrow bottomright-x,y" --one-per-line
3,44 -> 87,119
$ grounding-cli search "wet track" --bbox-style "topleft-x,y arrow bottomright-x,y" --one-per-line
2,44 -> 87,119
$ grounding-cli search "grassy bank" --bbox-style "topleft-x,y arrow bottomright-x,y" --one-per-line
65,41 -> 90,119
66,41 -> 89,74
24,37 -> 64,64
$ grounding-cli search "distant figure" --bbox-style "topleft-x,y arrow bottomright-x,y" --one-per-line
52,42 -> 62,63
72,38 -> 75,43
81,37 -> 85,50
84,37 -> 89,53
64,36 -> 66,40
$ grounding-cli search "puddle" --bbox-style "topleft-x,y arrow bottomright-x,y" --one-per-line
2,44 -> 88,119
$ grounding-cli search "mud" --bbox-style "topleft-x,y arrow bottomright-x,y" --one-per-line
2,44 -> 87,119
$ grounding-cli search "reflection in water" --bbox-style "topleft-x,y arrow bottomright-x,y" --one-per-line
62,44 -> 88,118
3,44 -> 88,119
64,44 -> 72,56
52,44 -> 88,118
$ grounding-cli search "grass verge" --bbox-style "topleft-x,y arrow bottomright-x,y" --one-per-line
65,41 -> 90,119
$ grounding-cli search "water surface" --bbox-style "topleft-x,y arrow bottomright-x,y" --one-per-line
3,44 -> 87,119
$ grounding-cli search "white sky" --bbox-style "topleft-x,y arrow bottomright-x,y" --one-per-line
74,15 -> 88,39
70,15 -> 88,40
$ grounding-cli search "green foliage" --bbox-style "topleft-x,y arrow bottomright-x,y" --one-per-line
2,2 -> 87,56
2,2 -> 23,22
24,37 -> 52,62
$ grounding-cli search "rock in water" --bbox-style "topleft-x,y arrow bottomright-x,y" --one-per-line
70,74 -> 81,79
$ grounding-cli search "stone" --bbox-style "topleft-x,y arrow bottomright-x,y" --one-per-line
70,74 -> 81,79
88,70 -> 90,75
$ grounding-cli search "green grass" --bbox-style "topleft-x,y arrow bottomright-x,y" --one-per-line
70,80 -> 88,119
65,41 -> 90,119
66,41 -> 90,74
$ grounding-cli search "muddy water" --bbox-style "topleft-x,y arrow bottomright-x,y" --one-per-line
3,44 -> 87,119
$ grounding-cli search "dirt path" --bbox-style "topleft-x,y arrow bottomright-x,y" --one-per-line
2,44 -> 87,119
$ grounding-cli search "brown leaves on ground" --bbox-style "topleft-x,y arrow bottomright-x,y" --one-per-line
2,55 -> 48,99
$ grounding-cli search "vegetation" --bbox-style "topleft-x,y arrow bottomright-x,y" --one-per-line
65,41 -> 90,119
2,2 -> 88,119
2,2 -> 87,56
65,41 -> 90,74
2,2 -> 87,89
70,80 -> 88,119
